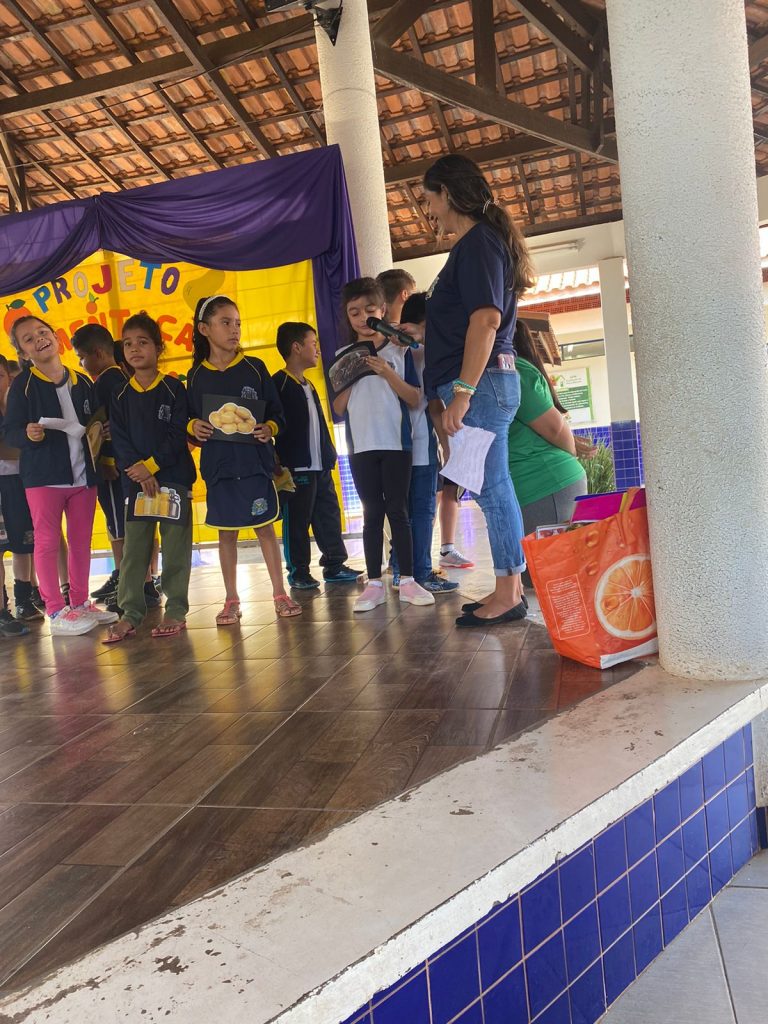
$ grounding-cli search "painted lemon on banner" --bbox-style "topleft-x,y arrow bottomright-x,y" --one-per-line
594,554 -> 656,640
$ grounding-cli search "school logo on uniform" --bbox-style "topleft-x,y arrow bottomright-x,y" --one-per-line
252,498 -> 268,516
158,404 -> 172,423
241,386 -> 259,400
83,399 -> 91,415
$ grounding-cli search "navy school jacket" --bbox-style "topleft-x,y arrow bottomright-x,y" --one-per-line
272,369 -> 337,471
109,372 -> 197,490
3,365 -> 98,487
186,353 -> 285,487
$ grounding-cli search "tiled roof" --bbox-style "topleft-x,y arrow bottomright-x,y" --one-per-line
0,0 -> 767,259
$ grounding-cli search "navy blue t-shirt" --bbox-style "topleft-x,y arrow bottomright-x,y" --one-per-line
424,221 -> 518,394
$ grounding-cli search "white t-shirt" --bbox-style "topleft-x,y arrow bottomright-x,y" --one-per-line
295,382 -> 322,472
0,459 -> 18,476
342,342 -> 416,455
53,377 -> 87,488
409,346 -> 431,467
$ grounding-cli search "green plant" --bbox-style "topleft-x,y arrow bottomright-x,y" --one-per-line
579,439 -> 616,494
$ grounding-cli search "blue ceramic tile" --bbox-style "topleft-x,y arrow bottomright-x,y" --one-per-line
682,810 -> 707,869
743,723 -> 754,766
731,817 -> 752,873
709,836 -> 733,895
595,821 -> 627,892
429,933 -> 480,1024
747,765 -> 757,808
654,781 -> 681,842
726,776 -> 749,829
559,844 -> 596,921
625,801 -> 655,867
723,732 -> 745,783
679,764 -> 704,822
661,879 -> 689,945
525,933 -> 568,1019
482,965 -> 528,1024
603,931 -> 636,1005
633,904 -> 663,973
685,860 -> 712,920
536,992 -> 571,1024
371,964 -> 425,1006
454,1002 -> 483,1024
657,830 -> 684,895
703,745 -> 726,801
372,969 -> 430,1024
564,903 -> 600,982
478,899 -> 522,989
598,877 -> 631,950
522,871 -> 561,953
628,852 -> 659,921
569,960 -> 605,1024
341,1009 -> 371,1024
705,791 -> 730,848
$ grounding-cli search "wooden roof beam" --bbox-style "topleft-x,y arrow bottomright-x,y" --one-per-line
0,131 -> 28,212
149,0 -> 278,160
373,0 -> 437,46
546,0 -> 600,39
750,32 -> 768,68
372,45 -> 618,161
384,137 -> 555,183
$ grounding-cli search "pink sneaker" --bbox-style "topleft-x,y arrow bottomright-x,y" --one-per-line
398,579 -> 435,607
354,583 -> 387,613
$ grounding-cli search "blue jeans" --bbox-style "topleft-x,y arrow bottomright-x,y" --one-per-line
391,463 -> 438,581
437,368 -> 526,576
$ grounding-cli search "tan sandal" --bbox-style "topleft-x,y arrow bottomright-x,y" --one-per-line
151,620 -> 187,638
274,595 -> 302,618
216,599 -> 242,627
102,622 -> 136,645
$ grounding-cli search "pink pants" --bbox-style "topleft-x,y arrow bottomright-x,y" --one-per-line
25,486 -> 97,615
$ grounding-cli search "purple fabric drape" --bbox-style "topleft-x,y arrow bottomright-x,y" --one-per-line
0,146 -> 359,369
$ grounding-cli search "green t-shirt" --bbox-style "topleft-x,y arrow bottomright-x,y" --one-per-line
508,358 -> 587,507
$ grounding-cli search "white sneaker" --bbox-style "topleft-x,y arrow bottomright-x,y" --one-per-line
76,601 -> 119,625
354,583 -> 387,613
50,606 -> 100,636
439,548 -> 475,569
398,579 -> 435,606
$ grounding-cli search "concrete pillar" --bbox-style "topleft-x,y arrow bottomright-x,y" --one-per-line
605,0 -> 768,679
315,0 -> 392,276
599,256 -> 641,489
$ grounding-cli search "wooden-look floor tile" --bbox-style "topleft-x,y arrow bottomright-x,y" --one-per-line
406,745 -> 485,789
0,804 -> 68,858
505,650 -> 563,709
137,744 -> 255,805
0,863 -> 116,988
430,709 -> 499,747
64,804 -> 189,867
491,707 -> 552,746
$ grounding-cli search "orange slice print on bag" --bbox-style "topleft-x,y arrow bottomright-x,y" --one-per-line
594,554 -> 656,640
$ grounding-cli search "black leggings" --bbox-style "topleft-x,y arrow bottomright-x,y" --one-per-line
349,450 -> 413,578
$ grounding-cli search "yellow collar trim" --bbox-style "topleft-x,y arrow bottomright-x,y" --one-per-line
285,369 -> 309,386
202,352 -> 244,372
30,365 -> 76,385
129,372 -> 164,393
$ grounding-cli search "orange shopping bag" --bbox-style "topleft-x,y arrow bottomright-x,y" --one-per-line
522,489 -> 658,669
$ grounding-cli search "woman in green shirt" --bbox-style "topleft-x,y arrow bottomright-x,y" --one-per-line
508,322 -> 587,537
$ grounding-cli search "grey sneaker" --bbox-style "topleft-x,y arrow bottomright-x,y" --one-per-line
439,548 -> 475,569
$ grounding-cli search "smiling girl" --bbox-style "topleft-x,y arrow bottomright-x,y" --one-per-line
4,316 -> 117,635
186,295 -> 301,622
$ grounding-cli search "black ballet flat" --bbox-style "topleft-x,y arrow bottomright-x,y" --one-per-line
455,601 -> 528,628
462,594 -> 528,614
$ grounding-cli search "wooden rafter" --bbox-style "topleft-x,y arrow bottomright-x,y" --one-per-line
750,32 -> 768,68
0,132 -> 28,212
150,0 -> 278,160
472,0 -> 497,93
547,0 -> 600,39
372,45 -> 618,161
384,137 -> 554,183
511,0 -> 594,73
373,0 -> 436,46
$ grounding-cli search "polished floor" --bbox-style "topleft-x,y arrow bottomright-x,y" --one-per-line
0,510 -> 640,995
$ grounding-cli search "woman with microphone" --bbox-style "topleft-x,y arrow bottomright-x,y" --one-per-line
404,155 -> 534,627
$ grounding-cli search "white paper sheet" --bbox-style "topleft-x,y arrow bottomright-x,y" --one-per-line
38,417 -> 86,440
439,424 -> 495,495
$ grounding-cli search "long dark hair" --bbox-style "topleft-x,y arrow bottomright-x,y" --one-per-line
514,319 -> 567,415
192,295 -> 238,367
340,277 -> 385,344
423,155 -> 534,296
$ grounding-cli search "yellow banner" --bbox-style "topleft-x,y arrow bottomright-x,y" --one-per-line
2,251 -> 332,547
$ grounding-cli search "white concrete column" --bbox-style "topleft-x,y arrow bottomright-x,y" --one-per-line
598,257 -> 635,424
605,0 -> 768,679
315,0 -> 392,276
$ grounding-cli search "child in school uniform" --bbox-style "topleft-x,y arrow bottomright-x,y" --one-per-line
3,316 -> 117,635
272,322 -> 358,590
332,278 -> 434,613
103,312 -> 196,642
187,295 -> 301,622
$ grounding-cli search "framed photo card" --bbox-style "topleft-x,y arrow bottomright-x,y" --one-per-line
327,341 -> 377,401
202,395 -> 266,444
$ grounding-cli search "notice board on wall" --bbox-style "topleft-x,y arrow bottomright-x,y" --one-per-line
553,366 -> 593,424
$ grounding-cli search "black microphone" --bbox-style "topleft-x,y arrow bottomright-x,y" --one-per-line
366,317 -> 420,349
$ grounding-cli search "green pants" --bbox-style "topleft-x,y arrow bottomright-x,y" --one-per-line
117,509 -> 192,628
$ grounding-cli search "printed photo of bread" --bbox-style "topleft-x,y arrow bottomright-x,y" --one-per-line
208,401 -> 257,436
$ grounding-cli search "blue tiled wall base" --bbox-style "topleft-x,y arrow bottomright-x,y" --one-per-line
610,420 -> 643,489
343,724 -> 758,1024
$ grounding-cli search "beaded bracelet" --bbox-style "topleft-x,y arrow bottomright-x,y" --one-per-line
453,379 -> 477,396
